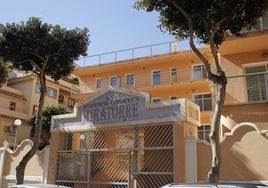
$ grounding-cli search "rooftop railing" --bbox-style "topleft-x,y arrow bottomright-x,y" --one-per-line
77,40 -> 197,67
76,13 -> 268,68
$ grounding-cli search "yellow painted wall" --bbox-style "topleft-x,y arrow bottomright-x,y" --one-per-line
197,124 -> 268,182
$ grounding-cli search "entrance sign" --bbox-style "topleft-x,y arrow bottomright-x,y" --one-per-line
51,87 -> 185,131
81,95 -> 141,123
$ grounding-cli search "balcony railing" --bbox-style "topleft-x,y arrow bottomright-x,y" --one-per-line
76,68 -> 210,94
75,71 -> 268,106
225,71 -> 268,105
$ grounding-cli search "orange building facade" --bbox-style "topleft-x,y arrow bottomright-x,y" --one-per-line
1,16 -> 268,188
45,27 -> 268,187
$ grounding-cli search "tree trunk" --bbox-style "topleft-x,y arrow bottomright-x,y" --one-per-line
16,75 -> 46,184
207,74 -> 227,182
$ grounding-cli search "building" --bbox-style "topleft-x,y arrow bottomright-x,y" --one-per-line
0,71 -> 80,149
1,13 -> 268,188
0,84 -> 29,148
45,16 -> 268,187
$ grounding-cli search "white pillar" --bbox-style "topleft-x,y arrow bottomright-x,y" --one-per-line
185,128 -> 197,183
42,146 -> 50,184
0,142 -> 8,188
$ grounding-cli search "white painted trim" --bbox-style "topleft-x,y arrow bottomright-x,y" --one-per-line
0,148 -> 6,187
221,122 -> 268,143
2,175 -> 43,182
185,130 -> 197,183
42,147 -> 50,184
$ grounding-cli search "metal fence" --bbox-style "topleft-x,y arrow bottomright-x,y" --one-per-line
76,13 -> 268,68
225,72 -> 268,105
76,70 -> 268,106
56,123 -> 174,188
77,40 -> 205,67
76,67 -> 210,94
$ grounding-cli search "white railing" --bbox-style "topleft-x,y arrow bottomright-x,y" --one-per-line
74,71 -> 268,106
77,40 -> 205,67
75,67 -> 209,93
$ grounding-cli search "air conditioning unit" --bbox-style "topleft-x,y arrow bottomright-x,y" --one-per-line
5,125 -> 13,132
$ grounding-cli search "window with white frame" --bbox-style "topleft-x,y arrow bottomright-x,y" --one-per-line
193,64 -> 207,80
110,76 -> 118,87
245,64 -> 268,102
96,78 -> 102,89
152,70 -> 161,85
47,87 -> 57,98
126,74 -> 134,85
36,84 -> 41,93
198,125 -> 210,142
194,93 -> 212,111
36,83 -> 57,98
170,68 -> 177,83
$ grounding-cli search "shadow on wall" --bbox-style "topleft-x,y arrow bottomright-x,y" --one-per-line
0,139 -> 49,187
197,123 -> 268,181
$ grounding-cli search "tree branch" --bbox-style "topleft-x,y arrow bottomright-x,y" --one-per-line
170,0 -> 214,78
209,19 -> 225,74
13,59 -> 41,72
34,49 -> 46,62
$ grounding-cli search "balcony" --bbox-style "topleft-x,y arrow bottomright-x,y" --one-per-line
75,71 -> 268,106
76,67 -> 210,94
225,71 -> 268,105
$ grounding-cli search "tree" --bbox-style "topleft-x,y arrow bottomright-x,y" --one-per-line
0,60 -> 9,86
30,105 -> 68,149
134,0 -> 268,182
0,17 -> 89,184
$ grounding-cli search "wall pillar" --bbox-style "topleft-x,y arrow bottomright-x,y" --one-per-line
0,142 -> 9,188
42,146 -> 50,184
185,128 -> 197,183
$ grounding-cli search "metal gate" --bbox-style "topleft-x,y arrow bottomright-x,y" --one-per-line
56,123 -> 174,188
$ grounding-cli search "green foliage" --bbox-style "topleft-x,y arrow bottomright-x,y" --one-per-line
30,105 -> 68,132
134,0 -> 268,47
0,60 -> 9,86
0,17 -> 90,81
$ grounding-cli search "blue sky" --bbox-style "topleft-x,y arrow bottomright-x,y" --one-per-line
0,0 -> 177,58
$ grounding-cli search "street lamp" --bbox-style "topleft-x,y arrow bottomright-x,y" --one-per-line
14,119 -> 22,149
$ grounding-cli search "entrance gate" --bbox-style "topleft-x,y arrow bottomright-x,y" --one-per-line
56,123 -> 174,188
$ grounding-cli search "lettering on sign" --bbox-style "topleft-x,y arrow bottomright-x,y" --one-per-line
81,95 -> 141,123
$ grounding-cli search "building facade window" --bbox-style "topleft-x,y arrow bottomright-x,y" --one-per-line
170,68 -> 177,83
170,96 -> 177,100
152,98 -> 161,103
245,64 -> 268,102
96,78 -> 102,89
198,125 -> 210,142
152,70 -> 161,85
126,74 -> 134,85
58,95 -> 64,104
36,84 -> 41,93
110,76 -> 118,87
68,98 -> 75,109
9,102 -> 16,111
36,83 -> 57,98
47,87 -> 57,98
193,64 -> 207,80
194,93 -> 212,111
